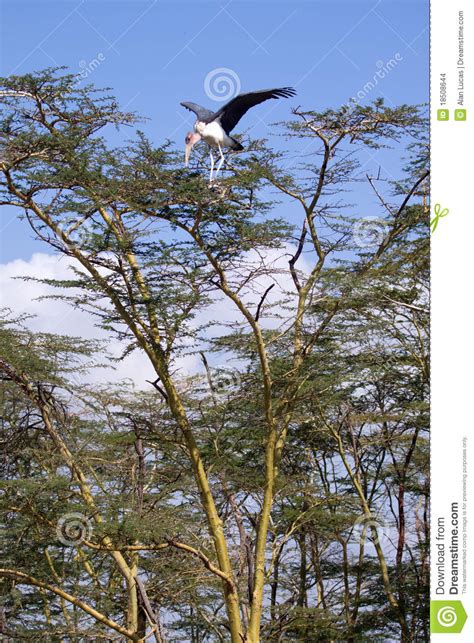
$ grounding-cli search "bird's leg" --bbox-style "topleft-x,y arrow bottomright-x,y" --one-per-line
214,144 -> 226,179
209,149 -> 215,183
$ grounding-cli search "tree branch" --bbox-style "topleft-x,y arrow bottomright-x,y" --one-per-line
0,569 -> 140,641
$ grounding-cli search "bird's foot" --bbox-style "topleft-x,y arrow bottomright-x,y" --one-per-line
208,182 -> 229,199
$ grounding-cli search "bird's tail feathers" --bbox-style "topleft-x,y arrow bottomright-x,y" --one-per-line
230,137 -> 244,151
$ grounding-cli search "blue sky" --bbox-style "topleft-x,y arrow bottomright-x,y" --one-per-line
0,0 -> 428,262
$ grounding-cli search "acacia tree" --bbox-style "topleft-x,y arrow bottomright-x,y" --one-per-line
0,68 -> 428,641
292,215 -> 429,640
0,317 -> 214,640
208,202 -> 429,641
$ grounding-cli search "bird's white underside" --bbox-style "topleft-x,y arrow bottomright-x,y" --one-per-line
195,120 -> 234,148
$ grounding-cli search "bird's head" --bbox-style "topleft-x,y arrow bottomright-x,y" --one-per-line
184,132 -> 202,167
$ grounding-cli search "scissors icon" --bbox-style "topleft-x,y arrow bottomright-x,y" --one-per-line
430,203 -> 449,233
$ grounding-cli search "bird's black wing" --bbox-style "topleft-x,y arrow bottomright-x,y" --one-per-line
180,101 -> 215,122
210,87 -> 296,134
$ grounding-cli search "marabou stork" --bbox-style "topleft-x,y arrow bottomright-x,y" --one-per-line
180,86 -> 296,182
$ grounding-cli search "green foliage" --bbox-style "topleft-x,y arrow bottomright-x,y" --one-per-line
0,69 -> 428,641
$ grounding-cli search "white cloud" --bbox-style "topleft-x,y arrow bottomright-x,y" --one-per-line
0,253 -> 160,387
0,245 -> 315,386
196,243 -> 313,331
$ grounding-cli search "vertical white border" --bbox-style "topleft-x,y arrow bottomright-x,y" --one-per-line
431,0 -> 473,637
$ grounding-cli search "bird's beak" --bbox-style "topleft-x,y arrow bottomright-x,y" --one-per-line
184,133 -> 201,167
185,142 -> 192,167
